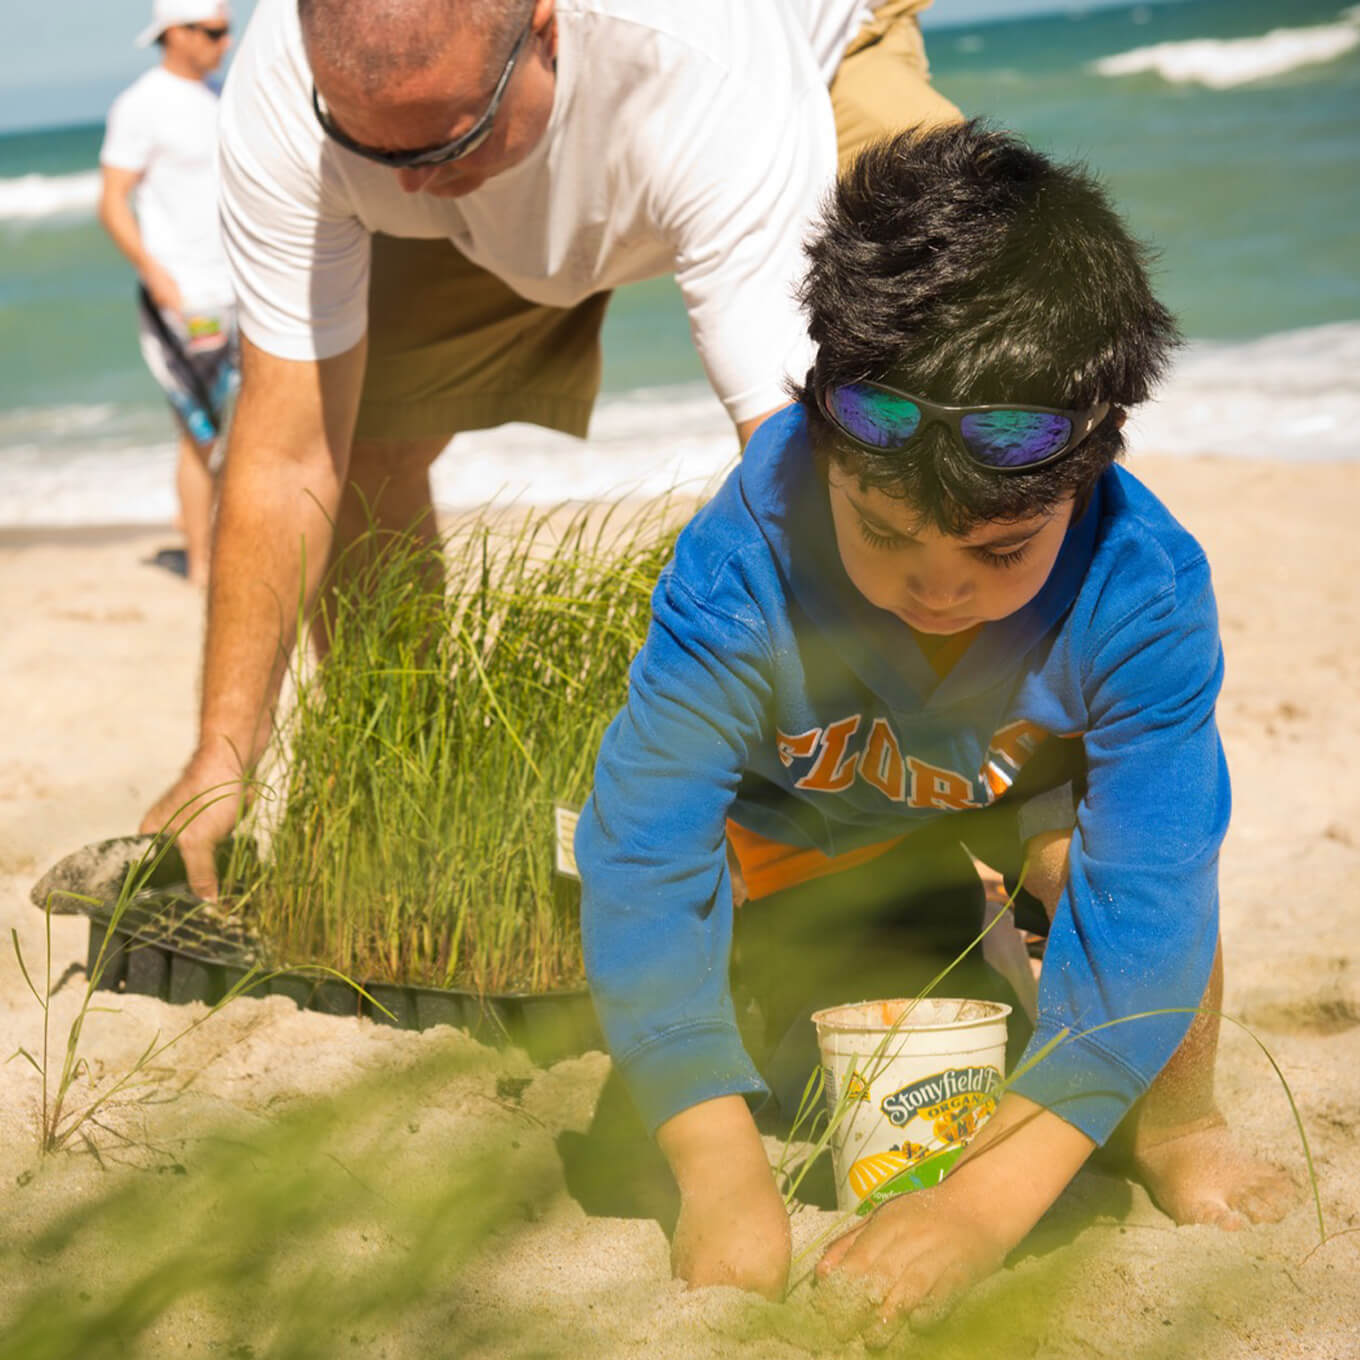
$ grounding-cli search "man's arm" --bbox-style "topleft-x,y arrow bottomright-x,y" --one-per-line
655,21 -> 834,440
140,333 -> 367,896
736,407 -> 786,449
96,165 -> 182,314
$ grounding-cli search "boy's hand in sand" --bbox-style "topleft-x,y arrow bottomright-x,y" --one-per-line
657,1095 -> 791,1298
815,1177 -> 1010,1345
140,749 -> 251,900
815,1094 -> 1094,1346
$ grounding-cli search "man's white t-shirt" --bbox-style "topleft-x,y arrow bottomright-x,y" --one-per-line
101,67 -> 235,310
219,0 -> 878,424
786,1 -> 877,83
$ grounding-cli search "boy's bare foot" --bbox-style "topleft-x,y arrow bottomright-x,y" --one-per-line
1132,1112 -> 1298,1230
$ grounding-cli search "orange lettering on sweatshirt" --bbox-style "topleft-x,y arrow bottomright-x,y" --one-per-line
796,714 -> 862,793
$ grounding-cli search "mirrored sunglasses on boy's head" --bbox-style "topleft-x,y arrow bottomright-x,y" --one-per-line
310,12 -> 534,168
185,21 -> 231,40
811,365 -> 1110,472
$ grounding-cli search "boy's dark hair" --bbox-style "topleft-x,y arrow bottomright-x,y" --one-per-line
790,120 -> 1181,533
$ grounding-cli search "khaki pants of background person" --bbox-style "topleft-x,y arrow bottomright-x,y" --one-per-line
353,0 -> 962,443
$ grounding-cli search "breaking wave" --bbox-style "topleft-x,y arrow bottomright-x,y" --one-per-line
0,170 -> 100,223
1093,10 -> 1360,89
1124,322 -> 1360,461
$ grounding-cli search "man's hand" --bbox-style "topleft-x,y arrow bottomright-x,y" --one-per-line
140,748 -> 251,900
140,258 -> 184,316
657,1094 -> 791,1298
815,1094 -> 1094,1345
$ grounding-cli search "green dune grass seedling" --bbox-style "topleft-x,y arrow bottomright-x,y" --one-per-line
233,498 -> 684,996
12,828 -> 265,1156
12,823 -> 379,1157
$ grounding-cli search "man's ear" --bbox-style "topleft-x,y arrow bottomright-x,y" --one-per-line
534,0 -> 557,44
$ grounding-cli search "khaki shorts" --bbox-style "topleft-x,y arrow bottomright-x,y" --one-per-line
355,0 -> 962,443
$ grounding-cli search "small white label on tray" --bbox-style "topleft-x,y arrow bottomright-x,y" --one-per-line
553,804 -> 581,879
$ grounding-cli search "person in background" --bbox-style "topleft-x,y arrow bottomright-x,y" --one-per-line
99,0 -> 238,586
139,0 -> 963,898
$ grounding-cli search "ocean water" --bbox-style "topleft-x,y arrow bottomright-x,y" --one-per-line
1,0 -> 1357,525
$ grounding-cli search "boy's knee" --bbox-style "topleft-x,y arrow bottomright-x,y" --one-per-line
1022,830 -> 1071,920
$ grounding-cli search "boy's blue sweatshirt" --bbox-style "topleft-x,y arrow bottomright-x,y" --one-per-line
577,405 -> 1228,1145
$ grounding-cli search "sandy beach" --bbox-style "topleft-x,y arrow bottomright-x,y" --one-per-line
1,454 -> 1357,1358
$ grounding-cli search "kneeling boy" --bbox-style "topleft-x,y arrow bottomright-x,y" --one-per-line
575,121 -> 1292,1337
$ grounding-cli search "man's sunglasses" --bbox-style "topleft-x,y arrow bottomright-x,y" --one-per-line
186,22 -> 231,40
811,367 -> 1109,472
311,14 -> 534,168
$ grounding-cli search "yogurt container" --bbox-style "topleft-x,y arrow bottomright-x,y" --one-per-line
811,997 -> 1011,1214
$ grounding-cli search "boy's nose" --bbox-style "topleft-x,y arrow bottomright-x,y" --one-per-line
905,572 -> 969,610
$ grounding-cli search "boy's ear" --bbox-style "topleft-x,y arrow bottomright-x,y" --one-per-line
1112,407 -> 1128,430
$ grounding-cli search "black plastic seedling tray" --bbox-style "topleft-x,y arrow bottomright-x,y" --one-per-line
85,920 -> 601,1067
38,837 -> 602,1069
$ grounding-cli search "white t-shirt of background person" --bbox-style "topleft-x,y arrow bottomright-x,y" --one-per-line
101,66 -> 235,311
218,0 -> 876,426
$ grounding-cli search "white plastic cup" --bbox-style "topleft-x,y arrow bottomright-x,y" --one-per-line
811,997 -> 1011,1214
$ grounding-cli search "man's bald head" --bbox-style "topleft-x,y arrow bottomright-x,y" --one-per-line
299,0 -> 533,95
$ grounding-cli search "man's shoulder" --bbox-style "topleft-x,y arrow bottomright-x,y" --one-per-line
107,67 -> 166,115
560,0 -> 790,46
110,67 -> 216,118
560,0 -> 817,90
217,0 -> 325,189
104,68 -> 199,152
219,0 -> 308,136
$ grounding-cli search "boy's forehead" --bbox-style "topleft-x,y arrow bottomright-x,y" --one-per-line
838,470 -> 1061,543
848,476 -> 929,532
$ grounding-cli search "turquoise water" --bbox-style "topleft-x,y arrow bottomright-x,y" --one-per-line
932,0 -> 1360,339
1,0 -> 1357,520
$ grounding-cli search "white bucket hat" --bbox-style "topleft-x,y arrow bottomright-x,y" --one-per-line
135,0 -> 231,47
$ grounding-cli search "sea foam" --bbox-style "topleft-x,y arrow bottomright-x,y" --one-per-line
1093,11 -> 1360,89
1126,322 -> 1360,461
428,386 -> 737,510
1,324 -> 1357,526
0,170 -> 101,223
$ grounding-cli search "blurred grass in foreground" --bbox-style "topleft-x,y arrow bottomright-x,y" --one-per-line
0,1042 -> 563,1359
